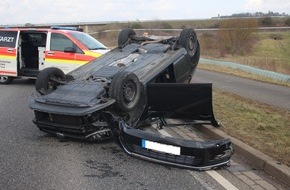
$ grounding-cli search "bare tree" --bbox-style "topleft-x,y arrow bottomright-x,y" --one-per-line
217,18 -> 258,56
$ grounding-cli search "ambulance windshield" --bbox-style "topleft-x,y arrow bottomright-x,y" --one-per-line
70,32 -> 108,50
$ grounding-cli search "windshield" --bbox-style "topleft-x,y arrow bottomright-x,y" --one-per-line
69,31 -> 107,50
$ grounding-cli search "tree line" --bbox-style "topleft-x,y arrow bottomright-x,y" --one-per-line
216,11 -> 289,18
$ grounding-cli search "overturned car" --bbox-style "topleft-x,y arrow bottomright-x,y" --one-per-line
29,28 -> 233,170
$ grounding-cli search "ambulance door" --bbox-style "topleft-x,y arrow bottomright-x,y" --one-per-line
37,32 -> 48,72
44,32 -> 77,74
0,30 -> 19,78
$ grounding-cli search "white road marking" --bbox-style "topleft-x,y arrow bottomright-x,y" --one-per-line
206,170 -> 239,190
156,128 -> 171,137
152,124 -> 239,190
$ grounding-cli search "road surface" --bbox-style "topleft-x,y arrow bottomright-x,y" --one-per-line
192,69 -> 290,111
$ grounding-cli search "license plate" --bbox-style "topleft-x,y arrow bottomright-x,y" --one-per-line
142,139 -> 181,155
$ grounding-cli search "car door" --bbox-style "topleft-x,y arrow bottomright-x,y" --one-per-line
173,53 -> 192,83
44,32 -> 79,74
0,30 -> 19,77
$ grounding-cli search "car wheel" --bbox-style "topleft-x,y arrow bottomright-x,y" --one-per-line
179,28 -> 200,64
118,28 -> 136,48
109,71 -> 141,112
0,76 -> 14,84
35,67 -> 66,95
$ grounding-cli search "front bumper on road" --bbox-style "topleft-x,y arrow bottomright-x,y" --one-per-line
118,121 -> 233,170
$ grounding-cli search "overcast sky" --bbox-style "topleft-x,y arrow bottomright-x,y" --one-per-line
1,0 -> 290,25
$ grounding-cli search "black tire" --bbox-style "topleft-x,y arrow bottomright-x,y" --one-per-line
118,28 -> 136,48
109,71 -> 141,112
179,28 -> 200,64
0,76 -> 13,84
35,67 -> 66,95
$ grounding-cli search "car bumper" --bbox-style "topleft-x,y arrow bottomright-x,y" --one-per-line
118,121 -> 233,170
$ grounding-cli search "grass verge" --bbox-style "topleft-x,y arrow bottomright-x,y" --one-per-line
212,89 -> 290,166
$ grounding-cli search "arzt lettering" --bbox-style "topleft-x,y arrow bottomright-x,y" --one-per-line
0,36 -> 15,43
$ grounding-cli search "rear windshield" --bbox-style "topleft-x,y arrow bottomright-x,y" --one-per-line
69,31 -> 107,50
0,31 -> 18,48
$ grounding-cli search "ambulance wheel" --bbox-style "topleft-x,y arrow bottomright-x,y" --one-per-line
35,67 -> 66,95
179,28 -> 200,65
118,28 -> 136,48
109,71 -> 141,112
0,76 -> 13,84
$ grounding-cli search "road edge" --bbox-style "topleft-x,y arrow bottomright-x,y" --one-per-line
197,125 -> 290,187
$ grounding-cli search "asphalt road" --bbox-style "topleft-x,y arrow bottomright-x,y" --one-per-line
0,78 -> 288,190
192,69 -> 290,111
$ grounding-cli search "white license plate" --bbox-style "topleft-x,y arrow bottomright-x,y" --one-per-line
142,139 -> 181,155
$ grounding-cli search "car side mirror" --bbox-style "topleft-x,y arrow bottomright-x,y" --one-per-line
64,47 -> 76,53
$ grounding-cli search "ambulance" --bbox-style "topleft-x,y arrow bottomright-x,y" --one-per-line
0,26 -> 109,84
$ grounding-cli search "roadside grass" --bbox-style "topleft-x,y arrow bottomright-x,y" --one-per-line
254,31 -> 290,62
202,30 -> 290,75
212,89 -> 290,166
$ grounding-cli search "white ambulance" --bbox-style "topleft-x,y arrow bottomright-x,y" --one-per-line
0,26 -> 109,84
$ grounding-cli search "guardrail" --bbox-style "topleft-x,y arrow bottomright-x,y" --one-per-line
200,58 -> 290,83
